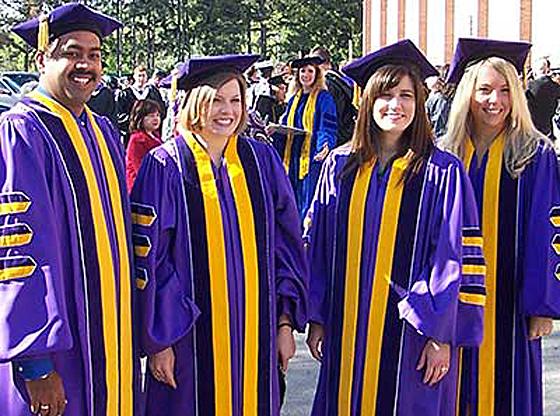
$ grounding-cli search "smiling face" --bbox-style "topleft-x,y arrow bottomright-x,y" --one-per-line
298,65 -> 317,91
142,111 -> 161,134
372,74 -> 416,141
37,30 -> 102,115
470,63 -> 511,136
200,78 -> 243,142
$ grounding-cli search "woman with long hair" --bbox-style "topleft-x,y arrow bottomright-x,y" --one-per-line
272,55 -> 337,218
441,38 -> 560,416
125,98 -> 162,192
305,39 -> 484,415
130,54 -> 308,416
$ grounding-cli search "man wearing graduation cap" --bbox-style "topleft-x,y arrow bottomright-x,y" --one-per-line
0,3 -> 135,416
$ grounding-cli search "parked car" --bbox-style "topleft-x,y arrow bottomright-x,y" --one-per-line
2,71 -> 39,88
0,76 -> 21,95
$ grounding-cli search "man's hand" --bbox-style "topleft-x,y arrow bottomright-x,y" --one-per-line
416,339 -> 451,386
313,144 -> 330,162
277,326 -> 296,373
306,322 -> 325,361
149,347 -> 177,389
25,371 -> 66,416
528,316 -> 554,340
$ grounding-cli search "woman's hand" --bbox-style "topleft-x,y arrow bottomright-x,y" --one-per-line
277,326 -> 296,373
313,144 -> 330,162
26,372 -> 67,416
528,316 -> 554,340
149,347 -> 177,389
306,322 -> 325,361
416,339 -> 450,386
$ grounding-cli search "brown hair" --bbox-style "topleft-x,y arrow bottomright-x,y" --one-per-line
287,63 -> 327,98
129,99 -> 162,133
179,71 -> 248,135
344,64 -> 434,181
134,64 -> 148,75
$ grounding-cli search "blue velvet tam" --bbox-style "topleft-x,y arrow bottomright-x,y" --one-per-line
160,54 -> 261,91
12,2 -> 122,49
446,37 -> 531,84
342,39 -> 439,88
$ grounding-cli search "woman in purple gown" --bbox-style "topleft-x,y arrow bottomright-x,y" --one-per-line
130,54 -> 308,416
305,40 -> 485,416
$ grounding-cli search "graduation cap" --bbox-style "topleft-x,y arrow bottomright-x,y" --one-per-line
160,54 -> 261,91
12,3 -> 122,52
269,72 -> 289,87
255,60 -> 274,70
446,38 -> 532,84
342,39 -> 439,88
290,56 -> 325,69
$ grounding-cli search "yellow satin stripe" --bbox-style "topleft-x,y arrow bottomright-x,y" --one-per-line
282,91 -> 300,172
30,91 -> 122,416
551,216 -> 560,227
455,348 -> 463,416
224,136 -> 260,416
352,84 -> 361,109
184,132 -> 233,414
134,245 -> 151,258
553,242 -> 560,255
299,89 -> 319,180
131,213 -> 156,227
361,155 -> 409,414
462,236 -> 483,248
0,232 -> 32,248
337,161 -> 375,416
0,263 -> 36,281
0,201 -> 31,215
468,134 -> 504,415
462,264 -> 487,275
459,292 -> 486,306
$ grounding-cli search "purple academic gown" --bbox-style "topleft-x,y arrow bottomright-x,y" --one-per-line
305,145 -> 485,416
130,132 -> 308,416
457,138 -> 560,416
0,93 -> 136,415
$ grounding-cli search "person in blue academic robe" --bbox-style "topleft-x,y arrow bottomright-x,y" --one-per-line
272,55 -> 338,218
131,54 -> 308,416
0,4 -> 136,416
305,40 -> 486,416
441,37 -> 560,416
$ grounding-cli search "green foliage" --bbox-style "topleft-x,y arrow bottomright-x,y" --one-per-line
0,0 -> 362,74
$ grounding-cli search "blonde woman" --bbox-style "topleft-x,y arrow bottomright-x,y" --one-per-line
441,38 -> 560,416
271,55 -> 337,218
130,54 -> 308,415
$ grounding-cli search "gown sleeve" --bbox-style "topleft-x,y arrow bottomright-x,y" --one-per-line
302,153 -> 337,325
398,157 -> 486,346
130,148 -> 200,355
0,114 -> 72,363
267,147 -> 309,331
521,144 -> 560,317
313,91 -> 338,153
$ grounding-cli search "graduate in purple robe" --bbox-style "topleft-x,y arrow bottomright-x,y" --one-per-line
0,4 -> 136,416
304,40 -> 485,416
441,38 -> 560,416
130,54 -> 308,416
271,55 -> 338,219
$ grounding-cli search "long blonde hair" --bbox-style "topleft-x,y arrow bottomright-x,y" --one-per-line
287,63 -> 326,98
441,57 -> 547,177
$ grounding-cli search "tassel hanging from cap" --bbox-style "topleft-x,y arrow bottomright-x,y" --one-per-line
170,75 -> 178,103
37,14 -> 49,52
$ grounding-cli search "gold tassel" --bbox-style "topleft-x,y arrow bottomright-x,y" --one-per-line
37,14 -> 49,52
170,75 -> 178,103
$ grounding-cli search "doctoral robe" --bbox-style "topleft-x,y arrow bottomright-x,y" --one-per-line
274,89 -> 337,218
130,132 -> 308,416
456,136 -> 560,416
0,91 -> 135,416
305,145 -> 485,416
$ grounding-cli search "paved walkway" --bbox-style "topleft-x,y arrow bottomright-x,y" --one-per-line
283,322 -> 560,415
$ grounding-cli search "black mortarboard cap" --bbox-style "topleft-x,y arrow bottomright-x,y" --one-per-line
342,39 -> 438,88
290,56 -> 325,69
12,3 -> 122,51
446,38 -> 531,84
